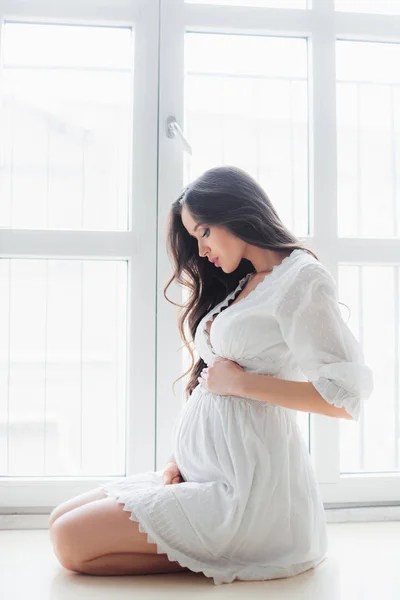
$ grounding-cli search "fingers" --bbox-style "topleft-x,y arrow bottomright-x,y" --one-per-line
198,366 -> 209,386
163,472 -> 183,485
164,477 -> 182,485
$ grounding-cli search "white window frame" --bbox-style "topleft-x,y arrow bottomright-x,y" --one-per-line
156,0 -> 400,505
0,0 -> 160,510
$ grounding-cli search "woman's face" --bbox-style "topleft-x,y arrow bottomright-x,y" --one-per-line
181,205 -> 246,273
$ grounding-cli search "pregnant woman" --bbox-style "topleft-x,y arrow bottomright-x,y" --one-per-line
49,165 -> 374,585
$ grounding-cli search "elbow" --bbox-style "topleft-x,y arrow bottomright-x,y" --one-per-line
312,378 -> 366,422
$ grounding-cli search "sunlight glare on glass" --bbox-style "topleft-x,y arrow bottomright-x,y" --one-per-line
185,0 -> 307,7
336,0 -> 400,15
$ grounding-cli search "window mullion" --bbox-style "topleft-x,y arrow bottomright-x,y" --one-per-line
0,0 -> 142,22
309,0 -> 341,486
0,230 -> 137,258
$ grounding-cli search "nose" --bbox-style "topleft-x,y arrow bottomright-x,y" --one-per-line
198,240 -> 209,258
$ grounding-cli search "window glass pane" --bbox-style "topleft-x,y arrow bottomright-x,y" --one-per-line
186,0 -> 307,7
336,0 -> 400,15
184,33 -> 309,236
0,23 -> 133,231
339,265 -> 397,474
0,259 -> 127,476
336,41 -> 400,237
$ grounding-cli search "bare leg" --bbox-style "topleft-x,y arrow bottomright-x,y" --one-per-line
49,487 -> 107,528
50,496 -> 193,576
78,552 -> 190,576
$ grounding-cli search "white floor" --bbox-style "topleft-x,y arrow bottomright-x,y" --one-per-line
1,522 -> 400,599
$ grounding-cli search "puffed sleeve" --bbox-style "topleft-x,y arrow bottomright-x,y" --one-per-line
274,263 -> 374,421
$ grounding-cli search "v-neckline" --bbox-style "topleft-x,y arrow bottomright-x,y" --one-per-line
202,249 -> 304,356
204,274 -> 250,343
203,274 -> 251,355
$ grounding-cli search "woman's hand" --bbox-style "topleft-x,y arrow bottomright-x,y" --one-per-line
198,357 -> 244,396
162,461 -> 184,485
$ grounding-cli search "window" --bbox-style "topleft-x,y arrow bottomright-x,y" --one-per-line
1,22 -> 132,231
157,0 -> 400,505
2,0 -> 400,511
339,265 -> 400,474
336,0 -> 400,16
0,0 -> 160,509
336,41 -> 400,238
186,0 -> 308,8
0,260 -> 127,476
184,34 -> 309,236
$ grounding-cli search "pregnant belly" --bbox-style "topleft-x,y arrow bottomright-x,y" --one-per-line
171,384 -> 277,485
172,386 -> 223,483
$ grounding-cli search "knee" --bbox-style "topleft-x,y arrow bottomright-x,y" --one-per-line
49,500 -> 72,529
49,515 -> 82,572
48,506 -> 61,529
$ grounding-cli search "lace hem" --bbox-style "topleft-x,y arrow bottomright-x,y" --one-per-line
102,487 -> 236,585
102,484 -> 327,585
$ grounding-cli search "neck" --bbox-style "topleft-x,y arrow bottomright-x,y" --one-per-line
251,268 -> 272,276
248,249 -> 293,274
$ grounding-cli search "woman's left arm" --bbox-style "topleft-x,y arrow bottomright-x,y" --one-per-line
233,263 -> 374,422
233,372 -> 354,419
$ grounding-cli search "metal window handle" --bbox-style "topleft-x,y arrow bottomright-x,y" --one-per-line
167,116 -> 192,155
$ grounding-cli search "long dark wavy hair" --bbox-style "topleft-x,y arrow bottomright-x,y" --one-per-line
164,165 -> 347,399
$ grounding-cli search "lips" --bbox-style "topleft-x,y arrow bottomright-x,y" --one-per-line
210,257 -> 219,267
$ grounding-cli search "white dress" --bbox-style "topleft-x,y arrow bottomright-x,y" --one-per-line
101,248 -> 374,585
